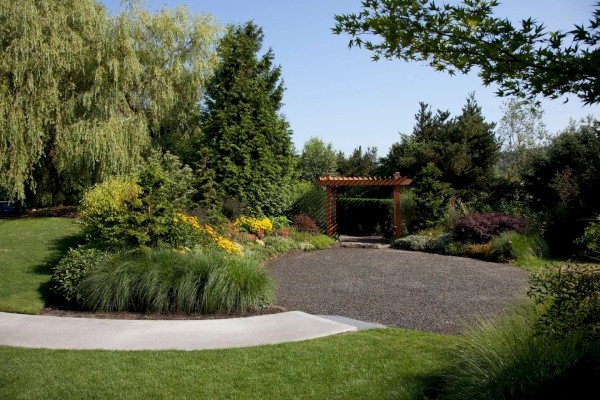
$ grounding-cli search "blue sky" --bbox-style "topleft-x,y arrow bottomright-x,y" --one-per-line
101,0 -> 599,155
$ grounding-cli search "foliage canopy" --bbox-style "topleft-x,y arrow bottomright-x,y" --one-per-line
298,137 -> 338,182
337,146 -> 378,177
0,0 -> 218,205
333,0 -> 600,104
380,95 -> 498,196
524,117 -> 600,255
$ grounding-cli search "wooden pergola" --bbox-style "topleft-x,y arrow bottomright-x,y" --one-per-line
315,172 -> 412,238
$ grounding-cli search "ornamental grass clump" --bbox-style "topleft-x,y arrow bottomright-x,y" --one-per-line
77,249 -> 273,314
202,254 -> 275,313
491,231 -> 549,261
441,302 -> 598,400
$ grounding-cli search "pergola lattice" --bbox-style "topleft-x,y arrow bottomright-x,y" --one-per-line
315,172 -> 412,238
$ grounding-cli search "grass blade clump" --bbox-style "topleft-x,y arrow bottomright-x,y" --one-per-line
79,249 -> 212,313
441,301 -> 598,400
203,254 -> 275,314
491,231 -> 549,261
78,248 -> 274,314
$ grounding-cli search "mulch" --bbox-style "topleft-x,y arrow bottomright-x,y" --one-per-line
40,306 -> 287,320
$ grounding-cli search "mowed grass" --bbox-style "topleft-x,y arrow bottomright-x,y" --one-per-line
0,217 -> 458,399
0,217 -> 82,314
0,329 -> 456,400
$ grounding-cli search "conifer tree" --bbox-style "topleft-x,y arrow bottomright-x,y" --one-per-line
379,95 -> 498,198
200,22 -> 295,216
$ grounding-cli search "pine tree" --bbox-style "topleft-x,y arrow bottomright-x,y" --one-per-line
200,22 -> 295,216
380,95 -> 498,197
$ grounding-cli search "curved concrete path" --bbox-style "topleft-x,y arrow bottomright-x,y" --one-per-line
0,311 -> 357,351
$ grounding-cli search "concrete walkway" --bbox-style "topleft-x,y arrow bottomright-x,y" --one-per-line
0,311 -> 359,351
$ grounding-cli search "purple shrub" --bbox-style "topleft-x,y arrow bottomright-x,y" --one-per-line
453,212 -> 528,243
292,214 -> 321,234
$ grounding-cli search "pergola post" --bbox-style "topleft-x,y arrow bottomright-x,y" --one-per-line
331,187 -> 337,235
393,172 -> 401,238
325,185 -> 332,236
325,177 -> 337,236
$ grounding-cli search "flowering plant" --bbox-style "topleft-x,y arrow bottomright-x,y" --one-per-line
174,214 -> 243,256
233,216 -> 273,235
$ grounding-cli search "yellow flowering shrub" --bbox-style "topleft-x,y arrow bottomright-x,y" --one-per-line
233,216 -> 273,235
174,214 -> 243,256
79,176 -> 142,242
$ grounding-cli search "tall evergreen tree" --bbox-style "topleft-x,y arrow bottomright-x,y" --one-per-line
379,95 -> 498,198
200,22 -> 295,216
337,146 -> 378,177
451,95 -> 499,192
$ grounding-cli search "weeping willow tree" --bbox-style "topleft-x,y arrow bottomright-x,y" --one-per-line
0,0 -> 219,205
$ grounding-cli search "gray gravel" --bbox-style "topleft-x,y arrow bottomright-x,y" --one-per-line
266,248 -> 530,335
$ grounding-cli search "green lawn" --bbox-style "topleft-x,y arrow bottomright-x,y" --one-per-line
0,217 -> 461,399
0,329 -> 456,400
0,217 -> 82,314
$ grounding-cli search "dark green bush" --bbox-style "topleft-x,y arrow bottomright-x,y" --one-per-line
79,150 -> 195,247
399,189 -> 417,234
444,240 -> 467,256
528,264 -> 600,339
50,247 -> 114,306
524,119 -> 600,257
413,163 -> 456,230
425,232 -> 454,253
576,215 -> 600,260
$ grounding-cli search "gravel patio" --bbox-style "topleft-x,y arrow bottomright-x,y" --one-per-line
266,247 -> 530,335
